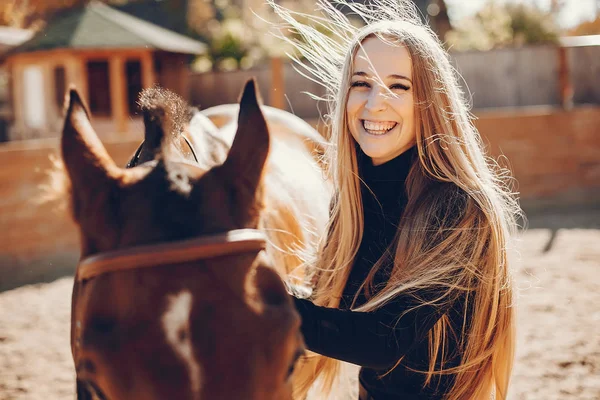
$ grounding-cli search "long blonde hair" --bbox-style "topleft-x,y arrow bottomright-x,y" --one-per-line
269,1 -> 522,399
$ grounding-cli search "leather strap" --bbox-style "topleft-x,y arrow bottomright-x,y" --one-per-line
126,136 -> 199,168
77,229 -> 266,281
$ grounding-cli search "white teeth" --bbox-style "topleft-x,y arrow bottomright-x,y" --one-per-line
362,120 -> 397,134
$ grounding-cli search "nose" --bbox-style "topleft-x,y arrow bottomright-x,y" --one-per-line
364,86 -> 388,113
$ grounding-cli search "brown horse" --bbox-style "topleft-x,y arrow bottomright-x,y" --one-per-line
62,80 -> 330,399
127,84 -> 330,280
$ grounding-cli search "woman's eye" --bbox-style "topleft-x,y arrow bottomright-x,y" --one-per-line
390,83 -> 410,91
351,81 -> 370,88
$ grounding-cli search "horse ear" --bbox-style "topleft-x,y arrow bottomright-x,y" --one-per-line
219,79 -> 270,217
61,88 -> 118,220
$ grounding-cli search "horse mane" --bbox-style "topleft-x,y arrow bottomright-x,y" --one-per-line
137,87 -> 193,145
258,139 -> 331,282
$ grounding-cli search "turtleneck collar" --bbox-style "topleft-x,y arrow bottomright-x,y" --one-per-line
358,145 -> 417,184
342,145 -> 417,308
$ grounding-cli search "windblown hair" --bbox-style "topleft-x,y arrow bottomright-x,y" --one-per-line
269,1 -> 522,399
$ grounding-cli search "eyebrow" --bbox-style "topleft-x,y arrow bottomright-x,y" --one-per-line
352,71 -> 413,83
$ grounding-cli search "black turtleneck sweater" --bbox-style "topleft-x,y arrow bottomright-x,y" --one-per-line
293,147 -> 469,399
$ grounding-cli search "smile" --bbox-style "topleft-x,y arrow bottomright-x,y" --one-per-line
361,120 -> 398,135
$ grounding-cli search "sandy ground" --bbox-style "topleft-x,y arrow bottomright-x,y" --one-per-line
1,215 -> 599,399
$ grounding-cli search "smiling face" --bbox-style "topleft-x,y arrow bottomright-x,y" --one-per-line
346,36 -> 416,166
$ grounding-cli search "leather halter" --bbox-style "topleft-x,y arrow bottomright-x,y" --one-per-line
76,229 -> 267,282
126,136 -> 199,168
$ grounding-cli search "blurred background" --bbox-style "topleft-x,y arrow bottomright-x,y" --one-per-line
0,1 -> 598,399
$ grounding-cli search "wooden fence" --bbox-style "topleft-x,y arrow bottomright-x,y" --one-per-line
189,60 -> 327,119
1,41 -> 599,290
0,139 -> 139,291
1,106 -> 599,290
569,45 -> 600,105
451,45 -> 561,109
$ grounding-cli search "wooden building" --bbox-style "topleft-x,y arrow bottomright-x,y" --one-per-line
2,2 -> 206,141
0,27 -> 33,141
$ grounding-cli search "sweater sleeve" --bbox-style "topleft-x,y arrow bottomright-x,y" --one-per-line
293,290 -> 459,370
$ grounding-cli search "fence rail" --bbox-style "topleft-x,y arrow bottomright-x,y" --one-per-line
451,45 -> 561,109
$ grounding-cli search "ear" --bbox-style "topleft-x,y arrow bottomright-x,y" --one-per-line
219,79 -> 270,218
61,88 -> 119,221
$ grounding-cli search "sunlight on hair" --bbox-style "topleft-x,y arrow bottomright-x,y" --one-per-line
138,87 -> 191,143
267,1 -> 524,399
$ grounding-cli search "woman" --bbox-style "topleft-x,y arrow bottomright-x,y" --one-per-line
269,1 -> 521,399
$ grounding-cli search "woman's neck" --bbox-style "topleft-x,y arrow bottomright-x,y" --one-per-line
359,145 -> 416,184
371,144 -> 417,166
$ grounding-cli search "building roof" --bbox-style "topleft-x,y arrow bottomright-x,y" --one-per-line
114,0 -> 190,36
7,1 -> 206,56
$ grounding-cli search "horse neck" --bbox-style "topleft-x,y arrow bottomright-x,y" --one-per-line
185,113 -> 230,171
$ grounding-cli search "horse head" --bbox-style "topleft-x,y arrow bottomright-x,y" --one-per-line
63,80 -> 304,400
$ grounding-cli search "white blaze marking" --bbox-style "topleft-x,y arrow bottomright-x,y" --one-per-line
161,290 -> 203,395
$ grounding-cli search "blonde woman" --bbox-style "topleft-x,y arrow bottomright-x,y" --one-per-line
269,1 -> 521,399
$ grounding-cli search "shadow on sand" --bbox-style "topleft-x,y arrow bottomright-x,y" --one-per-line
520,204 -> 600,254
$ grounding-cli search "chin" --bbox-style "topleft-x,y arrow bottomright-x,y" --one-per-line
358,146 -> 388,161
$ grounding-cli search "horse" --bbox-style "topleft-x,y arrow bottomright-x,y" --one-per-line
61,79 -> 331,399
126,84 -> 330,279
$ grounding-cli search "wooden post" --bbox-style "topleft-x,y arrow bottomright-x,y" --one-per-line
65,57 -> 88,105
270,57 -> 285,109
141,52 -> 156,89
11,62 -> 25,137
179,58 -> 191,101
109,55 -> 128,134
557,46 -> 574,110
41,62 -> 56,134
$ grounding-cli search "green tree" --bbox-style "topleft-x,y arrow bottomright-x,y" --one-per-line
446,2 -> 560,51
508,3 -> 560,45
188,0 -> 259,71
188,0 -> 330,72
0,0 -> 134,29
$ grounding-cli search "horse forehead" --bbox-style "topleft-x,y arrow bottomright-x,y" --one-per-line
161,290 -> 203,395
